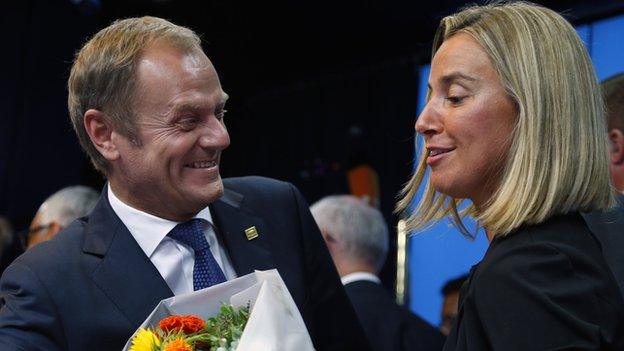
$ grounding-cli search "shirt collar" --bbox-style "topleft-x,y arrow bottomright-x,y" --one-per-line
107,184 -> 213,257
341,271 -> 381,286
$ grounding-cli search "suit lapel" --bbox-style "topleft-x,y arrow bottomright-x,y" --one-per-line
80,185 -> 276,327
210,188 -> 276,276
82,190 -> 173,327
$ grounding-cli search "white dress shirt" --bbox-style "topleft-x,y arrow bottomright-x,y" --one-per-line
340,271 -> 381,286
107,185 -> 237,295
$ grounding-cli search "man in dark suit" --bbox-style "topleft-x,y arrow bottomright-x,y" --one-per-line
311,195 -> 445,351
26,186 -> 99,249
0,16 -> 369,351
438,274 -> 467,336
584,73 -> 624,297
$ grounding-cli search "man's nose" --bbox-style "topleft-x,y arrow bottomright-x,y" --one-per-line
199,117 -> 230,150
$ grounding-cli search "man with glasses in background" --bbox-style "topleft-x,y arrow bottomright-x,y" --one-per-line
26,185 -> 99,249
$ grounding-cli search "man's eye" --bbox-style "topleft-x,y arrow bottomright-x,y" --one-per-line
177,118 -> 198,130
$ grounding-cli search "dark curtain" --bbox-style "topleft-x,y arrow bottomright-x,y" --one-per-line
0,0 -> 101,229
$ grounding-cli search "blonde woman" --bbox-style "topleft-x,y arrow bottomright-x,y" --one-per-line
397,2 -> 624,349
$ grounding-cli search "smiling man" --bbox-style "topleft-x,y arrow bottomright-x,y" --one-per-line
0,17 -> 369,351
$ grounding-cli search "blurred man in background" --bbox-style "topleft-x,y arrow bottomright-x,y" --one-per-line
584,73 -> 624,296
0,217 -> 13,264
602,73 -> 624,193
439,274 -> 467,336
27,185 -> 99,249
311,195 -> 445,351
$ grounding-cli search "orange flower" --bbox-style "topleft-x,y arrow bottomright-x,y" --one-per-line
162,337 -> 192,351
159,315 -> 206,334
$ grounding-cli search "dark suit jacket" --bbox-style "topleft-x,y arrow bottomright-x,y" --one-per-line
444,213 -> 624,351
583,195 -> 624,297
0,176 -> 370,351
345,280 -> 445,351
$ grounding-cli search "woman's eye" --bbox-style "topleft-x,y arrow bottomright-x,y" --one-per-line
446,96 -> 466,105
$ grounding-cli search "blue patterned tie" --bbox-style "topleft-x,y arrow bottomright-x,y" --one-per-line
168,219 -> 227,290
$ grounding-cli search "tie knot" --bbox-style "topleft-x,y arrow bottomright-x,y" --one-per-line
168,218 -> 210,252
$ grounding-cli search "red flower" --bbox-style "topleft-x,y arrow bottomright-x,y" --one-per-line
159,315 -> 206,334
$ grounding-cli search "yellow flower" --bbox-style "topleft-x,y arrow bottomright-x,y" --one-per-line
162,337 -> 193,351
129,329 -> 161,351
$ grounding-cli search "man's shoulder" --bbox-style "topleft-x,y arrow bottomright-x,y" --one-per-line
223,175 -> 291,191
583,198 -> 624,235
344,280 -> 387,298
582,197 -> 624,296
344,281 -> 444,348
6,219 -> 88,277
344,281 -> 401,313
222,176 -> 297,202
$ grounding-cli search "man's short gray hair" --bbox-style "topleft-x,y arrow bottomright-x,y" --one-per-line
37,186 -> 100,227
310,195 -> 389,271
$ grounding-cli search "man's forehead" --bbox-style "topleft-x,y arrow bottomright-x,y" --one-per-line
138,44 -> 213,74
132,43 -> 224,112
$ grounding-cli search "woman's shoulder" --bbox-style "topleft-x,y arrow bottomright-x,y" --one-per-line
473,211 -> 622,311
484,212 -> 602,269
461,213 -> 624,349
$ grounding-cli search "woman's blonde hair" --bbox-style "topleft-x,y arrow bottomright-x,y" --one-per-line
396,1 -> 615,238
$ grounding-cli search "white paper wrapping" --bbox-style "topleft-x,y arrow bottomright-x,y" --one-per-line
123,269 -> 315,351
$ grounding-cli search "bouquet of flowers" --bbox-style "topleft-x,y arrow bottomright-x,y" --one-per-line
123,269 -> 315,351
130,304 -> 249,351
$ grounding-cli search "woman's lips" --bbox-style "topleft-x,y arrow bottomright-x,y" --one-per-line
426,147 -> 455,166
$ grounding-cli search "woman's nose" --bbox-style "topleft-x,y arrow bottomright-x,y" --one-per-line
415,103 -> 442,136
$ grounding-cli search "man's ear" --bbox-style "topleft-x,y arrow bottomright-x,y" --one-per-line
320,230 -> 339,251
325,233 -> 347,258
608,129 -> 624,166
84,109 -> 120,161
46,221 -> 63,240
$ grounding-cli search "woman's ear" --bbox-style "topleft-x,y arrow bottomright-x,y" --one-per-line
84,109 -> 120,161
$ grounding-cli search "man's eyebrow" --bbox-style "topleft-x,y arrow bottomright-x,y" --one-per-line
169,93 -> 229,117
171,102 -> 203,116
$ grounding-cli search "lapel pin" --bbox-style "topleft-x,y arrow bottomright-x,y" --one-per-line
245,226 -> 259,241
